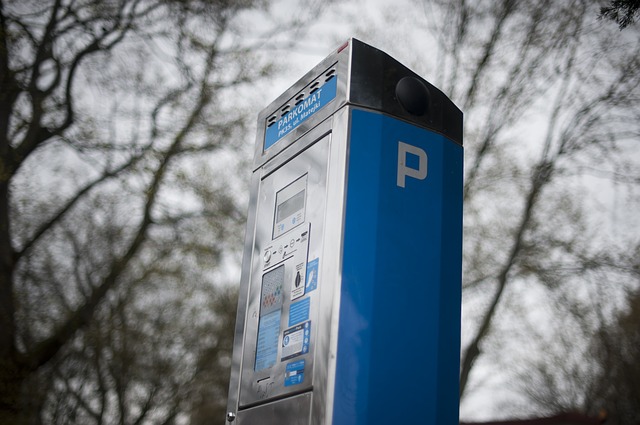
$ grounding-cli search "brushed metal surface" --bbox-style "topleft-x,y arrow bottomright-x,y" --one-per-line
238,130 -> 331,408
236,392 -> 312,425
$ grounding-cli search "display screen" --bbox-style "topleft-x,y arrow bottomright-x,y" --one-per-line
277,189 -> 305,223
273,174 -> 307,240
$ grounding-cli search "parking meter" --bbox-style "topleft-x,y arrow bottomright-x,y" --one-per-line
225,38 -> 463,425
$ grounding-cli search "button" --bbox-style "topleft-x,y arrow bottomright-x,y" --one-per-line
264,251 -> 271,263
290,239 -> 295,247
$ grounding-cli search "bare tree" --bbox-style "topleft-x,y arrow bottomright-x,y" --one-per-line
0,0 -> 323,423
337,0 -> 640,412
415,0 -> 640,407
515,250 -> 640,424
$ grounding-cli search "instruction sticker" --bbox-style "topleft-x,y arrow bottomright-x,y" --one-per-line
255,265 -> 284,371
284,359 -> 305,387
288,297 -> 310,327
290,260 -> 306,300
255,310 -> 281,371
305,258 -> 319,293
281,321 -> 311,361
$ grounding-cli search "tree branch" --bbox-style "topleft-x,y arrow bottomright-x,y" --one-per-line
462,0 -> 516,111
14,146 -> 152,262
463,0 -> 553,201
11,0 -> 147,178
459,29 -> 581,397
21,30 -> 222,372
460,158 -> 552,396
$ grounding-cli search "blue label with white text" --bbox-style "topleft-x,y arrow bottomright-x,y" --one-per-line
284,359 -> 305,387
289,297 -> 311,326
264,77 -> 338,150
305,258 -> 319,293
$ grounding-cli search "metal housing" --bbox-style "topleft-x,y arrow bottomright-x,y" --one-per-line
226,38 -> 463,425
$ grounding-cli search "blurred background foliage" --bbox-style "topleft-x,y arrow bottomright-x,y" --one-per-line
0,0 -> 638,424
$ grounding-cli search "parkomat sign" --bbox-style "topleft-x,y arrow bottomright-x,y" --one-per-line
264,76 -> 338,150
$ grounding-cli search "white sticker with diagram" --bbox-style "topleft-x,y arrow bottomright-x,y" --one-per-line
281,321 -> 311,361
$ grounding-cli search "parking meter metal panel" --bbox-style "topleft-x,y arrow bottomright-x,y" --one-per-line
227,39 -> 463,425
334,110 -> 463,425
238,133 -> 331,408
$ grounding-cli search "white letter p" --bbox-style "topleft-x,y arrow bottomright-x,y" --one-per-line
397,141 -> 427,188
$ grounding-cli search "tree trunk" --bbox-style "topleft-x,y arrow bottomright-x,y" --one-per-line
0,174 -> 24,422
0,358 -> 30,425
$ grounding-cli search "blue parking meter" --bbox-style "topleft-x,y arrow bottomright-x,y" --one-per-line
226,38 -> 463,425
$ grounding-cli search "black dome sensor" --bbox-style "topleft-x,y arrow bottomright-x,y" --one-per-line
395,76 -> 429,116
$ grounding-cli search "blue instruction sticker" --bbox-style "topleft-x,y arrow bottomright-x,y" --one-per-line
288,297 -> 310,326
305,258 -> 319,293
284,359 -> 305,387
281,321 -> 311,361
255,310 -> 281,371
264,77 -> 338,150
